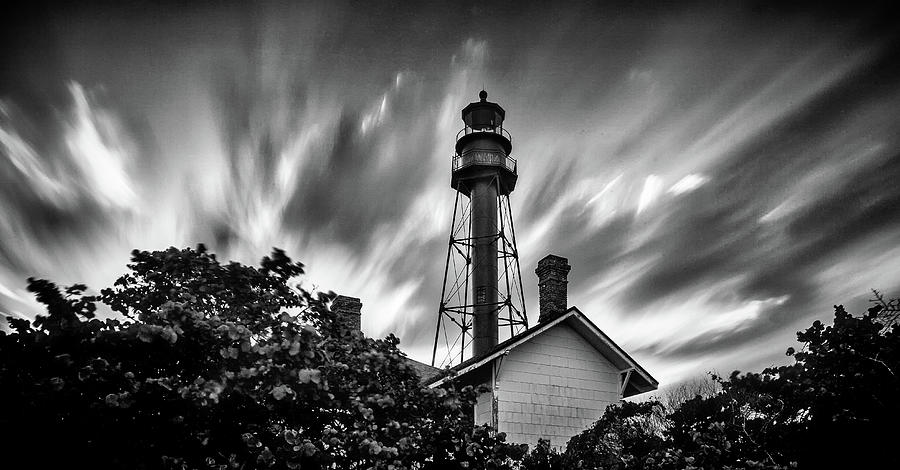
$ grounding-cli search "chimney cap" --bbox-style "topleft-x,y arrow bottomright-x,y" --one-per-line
537,253 -> 569,264
536,254 -> 571,323
332,295 -> 362,308
535,254 -> 571,278
332,295 -> 362,331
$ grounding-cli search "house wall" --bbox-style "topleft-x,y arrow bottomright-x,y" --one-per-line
488,323 -> 621,449
475,387 -> 493,426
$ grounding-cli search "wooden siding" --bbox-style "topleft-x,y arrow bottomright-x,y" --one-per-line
477,323 -> 621,449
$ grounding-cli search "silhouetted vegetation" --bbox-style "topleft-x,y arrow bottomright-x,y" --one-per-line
519,300 -> 900,469
2,245 -> 897,468
0,246 -> 525,469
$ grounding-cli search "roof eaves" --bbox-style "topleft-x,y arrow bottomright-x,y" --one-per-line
425,307 -> 658,396
565,308 -> 658,394
425,310 -> 576,388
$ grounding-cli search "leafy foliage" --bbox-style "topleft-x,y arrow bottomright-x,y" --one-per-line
719,303 -> 900,468
520,301 -> 900,469
0,245 -> 523,469
518,438 -> 563,470
4,246 -> 897,469
563,401 -> 667,469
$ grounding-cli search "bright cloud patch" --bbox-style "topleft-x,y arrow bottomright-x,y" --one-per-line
65,83 -> 138,209
626,291 -> 790,356
2,2 -> 899,390
637,175 -> 662,214
669,174 -> 708,195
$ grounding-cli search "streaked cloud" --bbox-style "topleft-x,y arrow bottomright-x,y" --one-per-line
636,175 -> 662,215
2,0 -> 899,389
65,82 -> 138,209
668,174 -> 708,195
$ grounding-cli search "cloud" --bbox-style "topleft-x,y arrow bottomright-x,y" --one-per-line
0,83 -> 148,286
636,175 -> 662,215
668,174 -> 708,195
65,83 -> 138,209
2,0 -> 900,385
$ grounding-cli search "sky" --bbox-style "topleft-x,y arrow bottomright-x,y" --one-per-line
2,0 -> 900,391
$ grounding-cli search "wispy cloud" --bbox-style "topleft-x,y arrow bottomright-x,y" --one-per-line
2,1 -> 899,387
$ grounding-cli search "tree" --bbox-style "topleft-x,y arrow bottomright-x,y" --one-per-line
0,245 -> 524,469
871,289 -> 900,332
660,373 -> 721,413
721,303 -> 900,468
518,438 -> 563,470
544,299 -> 900,470
662,375 -> 792,469
562,401 -> 667,470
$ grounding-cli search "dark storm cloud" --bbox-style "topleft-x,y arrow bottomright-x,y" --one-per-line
0,89 -> 151,275
375,235 -> 447,342
607,38 -> 900,359
0,0 -> 180,279
4,0 -> 900,384
190,1 -> 470,255
282,91 -> 438,251
0,196 -> 102,273
0,2 -> 67,108
786,155 -> 900,258
517,159 -> 579,225
631,310 -> 801,361
623,184 -> 766,309
529,208 -> 636,295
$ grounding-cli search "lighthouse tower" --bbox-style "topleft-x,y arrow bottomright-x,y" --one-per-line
432,91 -> 528,367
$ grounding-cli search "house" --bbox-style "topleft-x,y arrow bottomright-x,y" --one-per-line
333,254 -> 658,450
422,254 -> 657,449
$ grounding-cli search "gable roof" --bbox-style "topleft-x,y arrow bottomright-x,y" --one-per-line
425,307 -> 658,398
404,356 -> 442,382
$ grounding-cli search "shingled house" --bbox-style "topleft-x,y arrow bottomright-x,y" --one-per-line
335,254 -> 657,449
423,254 -> 657,448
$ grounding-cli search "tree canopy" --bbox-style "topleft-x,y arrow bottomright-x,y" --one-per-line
0,245 -> 524,469
526,301 -> 900,469
2,244 -> 897,469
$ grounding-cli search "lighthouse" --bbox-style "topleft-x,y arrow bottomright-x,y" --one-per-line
425,92 -> 658,449
432,91 -> 527,367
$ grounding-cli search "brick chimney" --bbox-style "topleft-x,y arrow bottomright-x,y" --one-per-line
332,295 -> 362,331
535,255 -> 571,323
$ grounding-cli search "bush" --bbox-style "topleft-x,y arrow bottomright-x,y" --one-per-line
0,245 -> 523,469
521,300 -> 900,469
